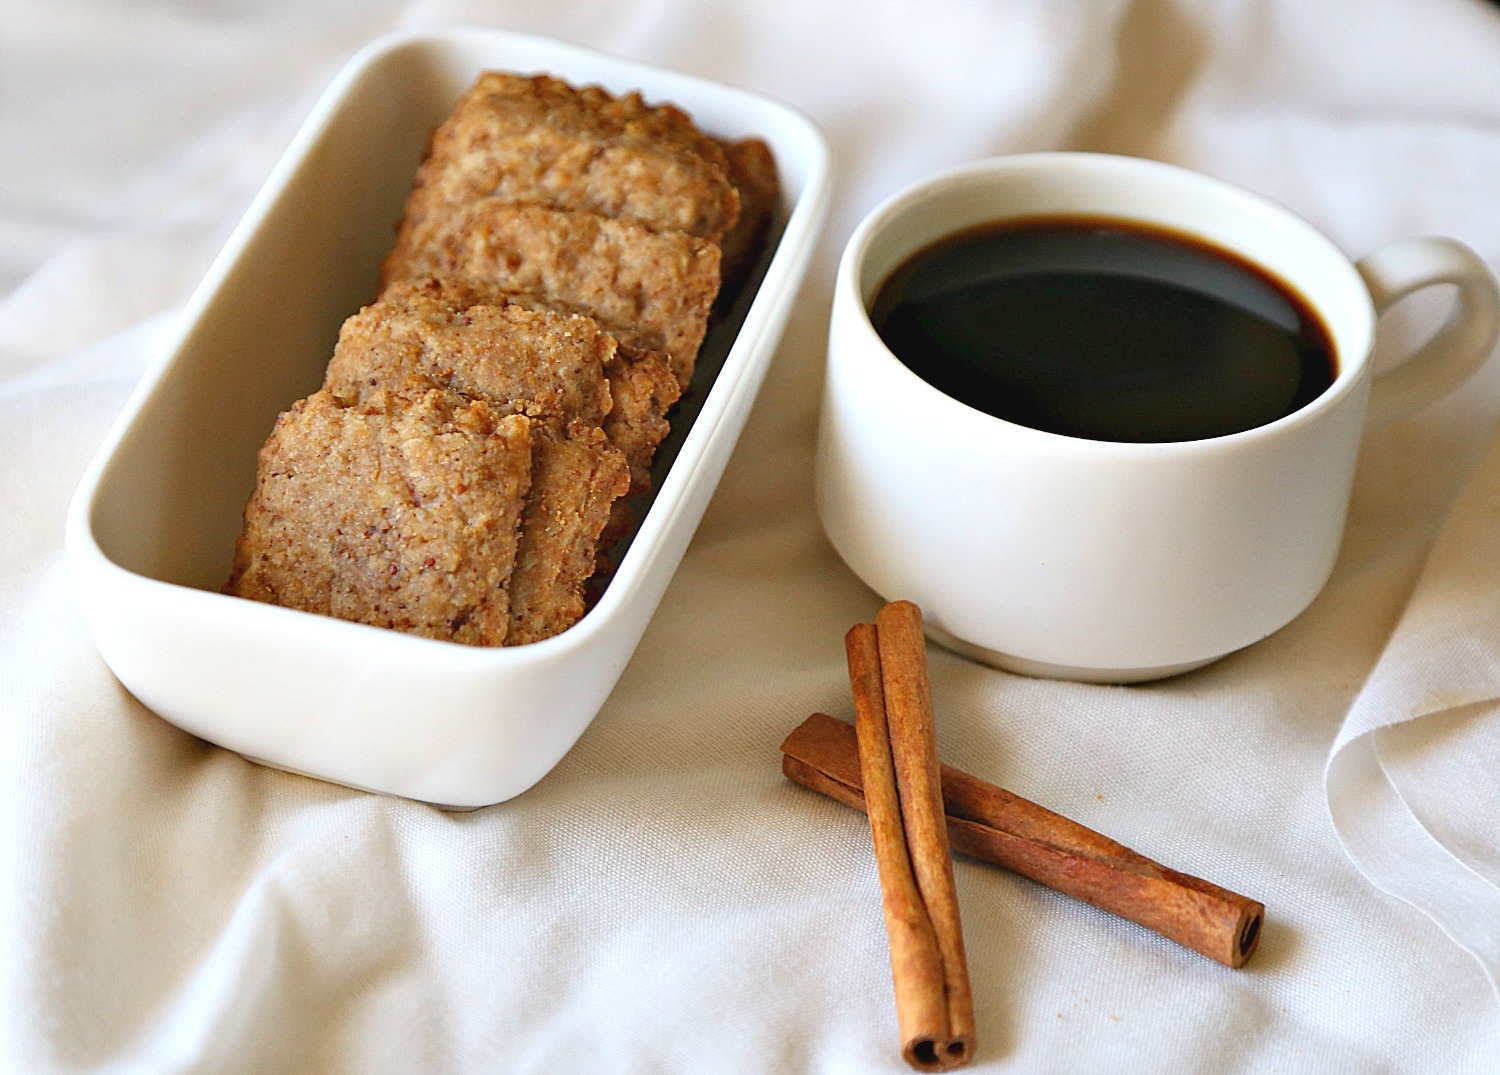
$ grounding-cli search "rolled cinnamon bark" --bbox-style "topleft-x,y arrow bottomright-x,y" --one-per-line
847,604 -> 976,1072
781,711 -> 1264,970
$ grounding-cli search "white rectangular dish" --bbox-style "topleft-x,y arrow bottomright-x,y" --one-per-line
65,25 -> 831,808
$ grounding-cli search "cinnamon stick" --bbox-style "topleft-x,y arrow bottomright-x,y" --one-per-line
847,602 -> 976,1071
781,712 -> 1265,969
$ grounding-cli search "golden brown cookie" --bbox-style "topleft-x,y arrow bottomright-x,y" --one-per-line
227,385 -> 533,646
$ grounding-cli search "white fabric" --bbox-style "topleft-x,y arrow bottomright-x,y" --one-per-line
5,0 -> 1500,1070
1328,427 -> 1500,996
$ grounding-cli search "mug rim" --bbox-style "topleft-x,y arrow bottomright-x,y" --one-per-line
839,151 -> 1378,455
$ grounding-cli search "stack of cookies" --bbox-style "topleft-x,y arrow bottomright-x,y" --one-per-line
225,72 -> 779,646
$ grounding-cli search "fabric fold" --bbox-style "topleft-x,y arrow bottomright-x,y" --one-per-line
1328,419 -> 1500,999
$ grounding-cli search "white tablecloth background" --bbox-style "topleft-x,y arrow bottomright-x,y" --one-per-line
5,1 -> 1500,1071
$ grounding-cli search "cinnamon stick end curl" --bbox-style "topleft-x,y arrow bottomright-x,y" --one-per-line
905,1033 -> 975,1072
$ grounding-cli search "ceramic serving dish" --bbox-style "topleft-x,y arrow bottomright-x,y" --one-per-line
65,25 -> 831,807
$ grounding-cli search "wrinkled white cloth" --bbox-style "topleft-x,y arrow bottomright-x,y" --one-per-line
1329,428 -> 1500,997
5,0 -> 1500,1071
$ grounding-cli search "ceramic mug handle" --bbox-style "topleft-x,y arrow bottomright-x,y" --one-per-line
1357,237 -> 1500,427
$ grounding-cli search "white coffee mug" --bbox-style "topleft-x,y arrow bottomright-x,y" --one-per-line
816,153 -> 1500,682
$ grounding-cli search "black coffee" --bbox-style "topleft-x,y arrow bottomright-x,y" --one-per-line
870,217 -> 1337,443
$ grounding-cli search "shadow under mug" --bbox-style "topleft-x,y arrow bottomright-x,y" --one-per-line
816,152 -> 1500,683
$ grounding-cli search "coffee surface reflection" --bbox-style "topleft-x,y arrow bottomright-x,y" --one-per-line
870,217 -> 1337,443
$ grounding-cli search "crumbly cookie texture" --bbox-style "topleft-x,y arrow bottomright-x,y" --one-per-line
325,277 -> 615,429
343,278 -> 678,495
507,423 -> 632,646
381,70 -> 740,275
384,202 -> 721,386
319,279 -> 638,643
716,136 -> 781,295
601,349 -> 680,493
226,386 -> 532,646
